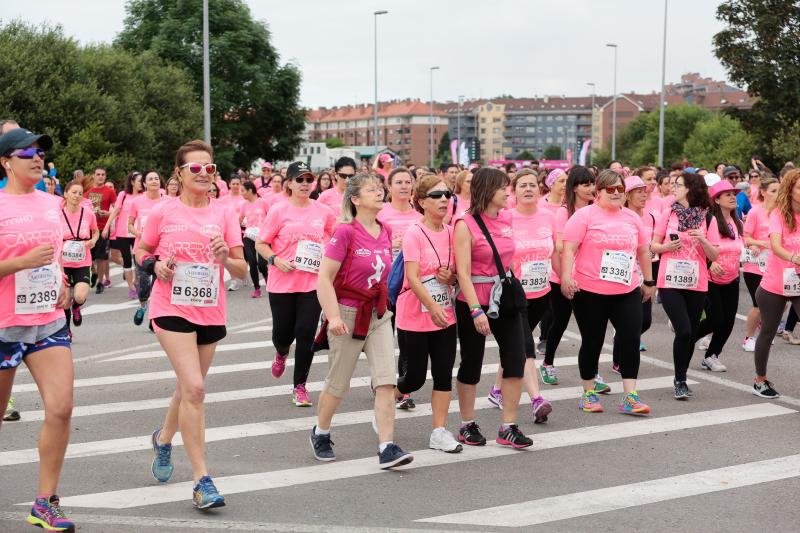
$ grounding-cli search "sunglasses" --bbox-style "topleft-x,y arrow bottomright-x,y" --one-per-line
425,190 -> 453,200
337,173 -> 355,180
180,162 -> 217,175
294,176 -> 314,184
8,147 -> 45,159
602,185 -> 626,194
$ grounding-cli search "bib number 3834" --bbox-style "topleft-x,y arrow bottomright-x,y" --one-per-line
294,240 -> 322,274
15,263 -> 62,314
664,258 -> 699,289
520,259 -> 551,293
170,262 -> 220,307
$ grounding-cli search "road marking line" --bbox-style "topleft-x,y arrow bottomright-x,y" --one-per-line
418,452 -> 800,526
51,402 -> 792,509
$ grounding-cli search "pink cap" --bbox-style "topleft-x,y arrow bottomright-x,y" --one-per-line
379,153 -> 392,163
624,176 -> 646,193
545,169 -> 566,188
261,162 -> 273,169
709,180 -> 737,198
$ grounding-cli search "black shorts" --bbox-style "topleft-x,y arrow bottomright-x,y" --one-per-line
91,235 -> 110,261
152,316 -> 227,345
64,266 -> 91,287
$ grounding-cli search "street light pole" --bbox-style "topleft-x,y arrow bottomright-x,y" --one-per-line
373,10 -> 388,156
202,0 -> 211,145
606,43 -> 618,160
429,66 -> 440,168
457,95 -> 464,164
586,82 -> 595,165
658,0 -> 668,168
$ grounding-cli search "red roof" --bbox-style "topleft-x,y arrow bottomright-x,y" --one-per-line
307,100 -> 446,123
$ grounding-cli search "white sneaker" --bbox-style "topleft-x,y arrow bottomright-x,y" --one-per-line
742,337 -> 756,352
701,355 -> 727,372
227,279 -> 242,291
429,427 -> 463,453
697,335 -> 711,351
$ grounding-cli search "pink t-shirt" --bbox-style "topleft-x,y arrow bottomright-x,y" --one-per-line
240,198 -> 269,231
455,195 -> 471,218
396,223 -> 456,331
537,196 -> 561,215
661,195 -> 676,214
318,187 -> 344,218
325,219 -> 393,308
258,200 -> 335,294
215,180 -> 229,197
61,206 -> 98,268
710,219 -> 743,285
257,188 -> 273,199
0,190 -> 65,328
140,199 -> 243,325
455,210 -> 515,306
552,206 -> 573,285
654,209 -> 721,292
129,194 -> 167,251
742,204 -> 770,275
377,203 -> 422,253
219,193 -> 246,214
264,192 -> 289,211
760,211 -> 800,296
563,205 -> 647,295
512,208 -> 555,298
112,192 -> 139,239
645,197 -> 663,220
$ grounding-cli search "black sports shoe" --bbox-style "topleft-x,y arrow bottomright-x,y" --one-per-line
309,426 -> 335,461
90,271 -> 97,288
95,283 -> 104,295
753,380 -> 780,399
395,394 -> 415,410
458,421 -> 486,446
378,443 -> 414,469
673,380 -> 690,400
496,424 -> 533,449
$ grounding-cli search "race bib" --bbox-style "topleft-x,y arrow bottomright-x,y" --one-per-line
421,276 -> 452,312
170,262 -> 220,307
138,215 -> 148,234
244,227 -> 259,241
664,258 -> 699,289
741,247 -> 768,273
599,250 -> 635,285
783,268 -> 800,297
520,260 -> 551,293
62,240 -> 86,263
294,239 -> 322,274
14,263 -> 61,315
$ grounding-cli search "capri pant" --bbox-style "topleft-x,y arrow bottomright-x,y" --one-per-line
743,271 -> 762,308
754,287 -> 800,376
521,294 -> 551,358
269,291 -> 321,387
660,288 -> 706,382
112,236 -> 134,269
695,278 -> 739,359
544,282 -> 572,366
397,325 -> 457,393
243,237 -> 268,288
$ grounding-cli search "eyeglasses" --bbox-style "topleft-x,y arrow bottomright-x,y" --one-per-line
294,176 -> 315,184
602,185 -> 626,194
208,189 -> 218,194
337,173 -> 355,180
424,190 -> 453,200
727,174 -> 741,180
8,147 -> 45,159
180,162 -> 217,175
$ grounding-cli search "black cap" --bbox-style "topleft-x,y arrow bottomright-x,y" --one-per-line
723,165 -> 740,177
0,129 -> 53,156
287,161 -> 313,180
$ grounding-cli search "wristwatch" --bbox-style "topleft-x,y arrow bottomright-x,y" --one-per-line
267,254 -> 276,266
643,280 -> 656,287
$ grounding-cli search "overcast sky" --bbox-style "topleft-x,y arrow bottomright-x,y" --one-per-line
8,1 -> 734,108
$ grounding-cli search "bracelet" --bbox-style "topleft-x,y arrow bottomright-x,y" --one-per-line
470,309 -> 485,319
469,304 -> 481,310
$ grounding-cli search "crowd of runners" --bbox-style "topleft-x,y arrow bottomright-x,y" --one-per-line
1,118 -> 798,531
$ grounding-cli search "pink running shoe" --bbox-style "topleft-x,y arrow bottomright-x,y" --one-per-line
292,383 -> 312,406
271,352 -> 288,378
532,396 -> 552,424
103,279 -> 111,287
251,289 -> 262,298
128,287 -> 138,299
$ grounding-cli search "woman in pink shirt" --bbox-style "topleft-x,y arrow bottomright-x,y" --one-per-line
742,177 -> 779,349
311,173 -> 414,468
538,168 -> 566,214
220,176 -> 248,291
750,169 -> 800,399
561,170 -> 655,415
256,162 -> 335,407
61,180 -> 99,332
0,130 -> 77,532
105,171 -> 143,298
378,167 -> 422,260
486,169 -> 555,423
129,171 -> 166,328
454,168 -> 533,449
651,172 -> 720,400
136,140 -> 246,509
693,181 -> 744,372
239,181 -> 269,298
166,176 -> 181,197
394,175 -> 461,453
318,156 -> 355,219
454,170 -> 472,217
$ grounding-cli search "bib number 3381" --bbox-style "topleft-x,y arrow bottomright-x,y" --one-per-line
599,250 -> 634,285
170,263 -> 220,307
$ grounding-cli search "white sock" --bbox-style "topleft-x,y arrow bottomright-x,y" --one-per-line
378,441 -> 393,453
460,420 -> 474,427
314,426 -> 330,436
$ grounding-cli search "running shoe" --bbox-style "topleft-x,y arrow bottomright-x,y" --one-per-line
673,380 -> 690,400
192,476 -> 226,509
639,342 -> 647,351
3,397 -> 20,421
610,362 -> 621,375
27,495 -> 75,532
309,426 -> 335,461
271,352 -> 288,378
777,320 -> 786,335
95,282 -> 104,294
579,390 -> 603,412
251,288 -> 261,298
458,421 -> 487,446
496,424 -> 533,449
292,383 -> 312,407
150,428 -> 174,483
701,356 -> 727,372
753,380 -> 780,399
128,287 -> 137,299
783,331 -> 800,345
378,443 -> 414,469
71,306 -> 82,327
696,335 -> 710,351
618,391 -> 651,416
742,336 -> 756,352
594,374 -> 611,394
133,306 -> 145,326
103,279 -> 111,287
227,279 -> 241,291
487,386 -> 503,409
535,340 -> 546,357
538,364 -> 558,385
395,394 -> 416,410
429,428 -> 463,453
532,396 -> 552,424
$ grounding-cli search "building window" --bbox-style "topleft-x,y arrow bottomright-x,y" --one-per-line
481,117 -> 487,123
546,116 -> 553,122
481,128 -> 486,134
555,115 -> 563,121
492,128 -> 500,134
493,117 -> 501,123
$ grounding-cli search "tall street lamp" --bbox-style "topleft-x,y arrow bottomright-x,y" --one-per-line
457,95 -> 465,163
429,66 -> 440,168
586,82 -> 595,165
606,43 -> 618,160
658,0 -> 669,168
202,0 -> 211,144
373,10 -> 388,155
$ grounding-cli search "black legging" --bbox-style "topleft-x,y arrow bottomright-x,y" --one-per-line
522,295 -> 550,358
659,288 -> 706,382
455,299 -> 525,383
243,237 -> 268,289
114,237 -> 134,269
544,282 -> 572,366
695,278 -> 739,359
135,260 -> 155,303
269,291 -> 321,387
613,297 -> 652,365
397,325 -> 457,393
786,306 -> 799,332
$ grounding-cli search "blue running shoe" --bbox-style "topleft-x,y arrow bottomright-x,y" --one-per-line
193,476 -> 226,509
151,428 -> 174,482
378,443 -> 414,469
27,495 -> 75,532
134,306 -> 146,326
309,426 -> 336,461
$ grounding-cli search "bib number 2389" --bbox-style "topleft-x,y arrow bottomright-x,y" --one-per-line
170,263 -> 220,307
15,263 -> 62,314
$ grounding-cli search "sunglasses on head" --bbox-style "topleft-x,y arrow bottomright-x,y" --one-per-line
8,147 -> 45,159
294,176 -> 314,184
337,172 -> 355,180
425,190 -> 453,200
603,185 -> 626,194
180,162 -> 217,175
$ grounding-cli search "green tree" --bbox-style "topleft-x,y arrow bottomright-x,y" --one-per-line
0,21 -> 201,182
592,148 -> 612,169
514,150 -> 535,160
436,131 -> 451,166
682,114 -> 755,169
543,145 -> 562,160
117,0 -> 305,172
618,105 -> 711,166
771,121 -> 800,163
323,138 -> 345,149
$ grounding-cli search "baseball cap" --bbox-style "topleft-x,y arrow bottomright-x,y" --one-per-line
0,129 -> 53,156
723,166 -> 740,177
287,161 -> 314,180
261,162 -> 273,169
379,153 -> 393,163
624,176 -> 646,193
